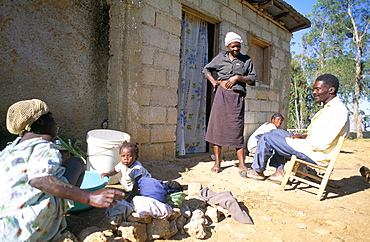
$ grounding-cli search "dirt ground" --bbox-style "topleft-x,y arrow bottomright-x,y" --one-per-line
66,138 -> 370,241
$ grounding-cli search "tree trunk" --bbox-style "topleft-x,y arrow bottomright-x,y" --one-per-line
293,77 -> 302,129
354,65 -> 363,138
348,1 -> 363,139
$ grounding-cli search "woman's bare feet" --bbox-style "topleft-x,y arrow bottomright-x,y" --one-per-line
211,145 -> 222,173
211,164 -> 221,173
238,162 -> 248,171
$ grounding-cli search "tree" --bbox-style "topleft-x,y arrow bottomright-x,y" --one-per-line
300,0 -> 370,138
360,110 -> 370,131
288,57 -> 316,129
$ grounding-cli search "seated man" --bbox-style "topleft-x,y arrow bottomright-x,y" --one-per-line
240,74 -> 349,183
247,113 -> 284,156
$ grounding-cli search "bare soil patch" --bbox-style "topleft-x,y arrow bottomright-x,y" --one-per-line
66,138 -> 370,241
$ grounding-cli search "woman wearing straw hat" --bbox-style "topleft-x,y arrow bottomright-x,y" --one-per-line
203,32 -> 256,173
0,99 -> 124,241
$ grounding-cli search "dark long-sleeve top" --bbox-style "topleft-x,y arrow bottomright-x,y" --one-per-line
202,51 -> 256,94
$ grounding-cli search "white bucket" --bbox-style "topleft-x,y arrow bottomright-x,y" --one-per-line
86,129 -> 130,184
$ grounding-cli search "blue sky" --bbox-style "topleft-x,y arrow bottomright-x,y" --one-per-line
285,0 -> 370,115
284,0 -> 317,54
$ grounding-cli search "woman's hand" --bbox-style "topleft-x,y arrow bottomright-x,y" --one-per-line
214,80 -> 221,87
227,75 -> 255,86
205,73 -> 219,88
88,189 -> 125,208
225,76 -> 239,89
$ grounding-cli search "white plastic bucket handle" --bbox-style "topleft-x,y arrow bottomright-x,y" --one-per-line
87,144 -> 123,157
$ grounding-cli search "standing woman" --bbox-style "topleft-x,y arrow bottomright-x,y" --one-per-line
0,99 -> 124,241
203,32 -> 256,173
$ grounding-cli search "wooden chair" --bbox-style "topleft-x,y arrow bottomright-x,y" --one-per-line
280,136 -> 345,201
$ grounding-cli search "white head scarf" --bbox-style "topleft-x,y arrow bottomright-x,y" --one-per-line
225,32 -> 243,47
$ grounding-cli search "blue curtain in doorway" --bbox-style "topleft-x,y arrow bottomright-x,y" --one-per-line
176,13 -> 209,155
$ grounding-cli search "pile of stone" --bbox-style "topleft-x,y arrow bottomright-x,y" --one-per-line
58,183 -> 232,242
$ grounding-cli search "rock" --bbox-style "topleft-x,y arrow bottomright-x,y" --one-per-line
205,205 -> 221,224
360,166 -> 370,183
77,226 -> 114,242
181,205 -> 192,218
211,204 -> 229,218
78,226 -> 101,241
163,220 -> 178,239
107,214 -> 123,226
146,219 -> 171,240
77,226 -> 115,242
168,208 -> 181,221
296,223 -> 307,229
82,231 -> 115,242
113,237 -> 124,242
182,198 -> 207,211
54,230 -> 78,242
184,209 -> 207,239
118,222 -> 147,242
187,182 -> 203,197
97,215 -> 118,231
126,212 -> 153,224
176,215 -> 187,234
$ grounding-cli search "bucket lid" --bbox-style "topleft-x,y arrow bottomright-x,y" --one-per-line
87,129 -> 130,144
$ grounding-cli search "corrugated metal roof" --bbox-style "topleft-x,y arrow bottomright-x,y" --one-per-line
241,0 -> 311,32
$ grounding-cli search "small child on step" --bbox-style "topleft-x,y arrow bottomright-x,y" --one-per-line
100,142 -> 151,194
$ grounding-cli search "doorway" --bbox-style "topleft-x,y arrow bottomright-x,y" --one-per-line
176,11 -> 216,156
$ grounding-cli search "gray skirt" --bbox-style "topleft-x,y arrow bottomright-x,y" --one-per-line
205,86 -> 245,148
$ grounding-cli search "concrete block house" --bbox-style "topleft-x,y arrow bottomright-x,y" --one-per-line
0,0 -> 310,161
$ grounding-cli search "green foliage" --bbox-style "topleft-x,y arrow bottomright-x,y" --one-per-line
288,58 -> 316,129
290,0 -> 370,131
360,110 -> 370,131
56,135 -> 86,164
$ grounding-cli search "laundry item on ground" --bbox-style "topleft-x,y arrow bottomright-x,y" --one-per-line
199,187 -> 253,224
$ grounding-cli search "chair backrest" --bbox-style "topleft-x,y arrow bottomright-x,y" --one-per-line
328,136 -> 345,166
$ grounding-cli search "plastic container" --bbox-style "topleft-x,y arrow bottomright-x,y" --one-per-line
86,129 -> 130,184
67,171 -> 108,213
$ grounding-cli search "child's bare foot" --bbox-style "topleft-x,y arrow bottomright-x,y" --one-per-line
211,165 -> 221,173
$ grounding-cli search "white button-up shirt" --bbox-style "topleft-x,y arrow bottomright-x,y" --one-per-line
286,96 -> 349,163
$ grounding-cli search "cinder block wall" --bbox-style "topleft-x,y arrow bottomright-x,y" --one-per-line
107,0 -> 291,161
134,1 -> 182,161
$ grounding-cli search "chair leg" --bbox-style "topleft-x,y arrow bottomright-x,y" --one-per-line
292,162 -> 300,175
281,156 -> 296,189
316,167 -> 334,201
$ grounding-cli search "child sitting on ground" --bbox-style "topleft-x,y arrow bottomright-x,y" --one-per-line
101,142 -> 184,222
100,142 -> 151,193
